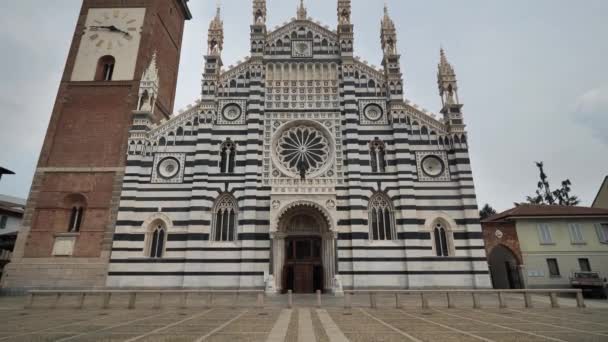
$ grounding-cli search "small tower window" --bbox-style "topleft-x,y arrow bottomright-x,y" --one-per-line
96,55 -> 116,81
68,206 -> 84,233
213,194 -> 238,242
369,193 -> 395,241
219,139 -> 236,173
434,223 -> 451,257
370,138 -> 387,173
149,222 -> 166,258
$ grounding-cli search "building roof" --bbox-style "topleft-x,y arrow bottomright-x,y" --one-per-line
592,176 -> 608,208
0,194 -> 26,216
482,204 -> 608,222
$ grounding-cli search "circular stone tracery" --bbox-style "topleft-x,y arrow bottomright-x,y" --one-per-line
277,125 -> 330,175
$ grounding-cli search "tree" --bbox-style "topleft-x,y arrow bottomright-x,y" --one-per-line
479,203 -> 497,220
526,162 -> 580,206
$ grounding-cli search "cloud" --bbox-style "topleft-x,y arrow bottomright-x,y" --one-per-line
573,85 -> 608,144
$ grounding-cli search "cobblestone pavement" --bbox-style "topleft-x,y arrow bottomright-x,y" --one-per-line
0,293 -> 607,341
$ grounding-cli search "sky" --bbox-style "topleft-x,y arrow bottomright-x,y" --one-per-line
0,0 -> 606,211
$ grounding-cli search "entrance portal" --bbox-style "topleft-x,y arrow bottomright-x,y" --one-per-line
270,201 -> 337,294
283,237 -> 323,293
488,245 -> 522,289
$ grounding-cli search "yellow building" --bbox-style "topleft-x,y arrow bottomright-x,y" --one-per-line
483,205 -> 608,289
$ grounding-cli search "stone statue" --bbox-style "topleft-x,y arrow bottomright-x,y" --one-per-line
298,159 -> 308,180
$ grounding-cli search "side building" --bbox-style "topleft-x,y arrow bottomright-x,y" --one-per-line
482,205 -> 608,289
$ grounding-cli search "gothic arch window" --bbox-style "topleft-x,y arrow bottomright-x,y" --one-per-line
219,139 -> 236,173
148,221 -> 166,258
433,221 -> 452,257
369,193 -> 395,241
370,138 -> 387,173
64,194 -> 86,233
213,194 -> 238,242
95,55 -> 115,81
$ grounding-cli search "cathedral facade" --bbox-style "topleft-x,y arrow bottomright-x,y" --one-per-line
108,0 -> 490,293
2,0 -> 490,293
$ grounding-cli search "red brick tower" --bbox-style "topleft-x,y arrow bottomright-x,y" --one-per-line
1,0 -> 191,291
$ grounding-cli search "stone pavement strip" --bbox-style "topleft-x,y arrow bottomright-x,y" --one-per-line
1,295 -> 608,341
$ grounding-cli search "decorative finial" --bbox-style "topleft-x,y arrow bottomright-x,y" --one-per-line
384,2 -> 389,16
297,0 -> 307,20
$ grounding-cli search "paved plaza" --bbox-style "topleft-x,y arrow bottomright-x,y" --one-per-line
0,293 -> 607,341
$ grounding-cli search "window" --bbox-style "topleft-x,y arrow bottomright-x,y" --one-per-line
596,223 -> 608,243
369,138 -> 386,173
547,258 -> 560,277
213,194 -> 238,242
568,223 -> 585,244
579,258 -> 591,272
68,207 -> 84,233
149,223 -> 166,258
219,139 -> 236,174
434,223 -> 450,257
368,193 -> 395,241
95,55 -> 116,81
0,216 -> 7,229
538,224 -> 553,244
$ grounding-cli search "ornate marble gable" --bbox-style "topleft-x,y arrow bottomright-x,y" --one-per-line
267,19 -> 339,47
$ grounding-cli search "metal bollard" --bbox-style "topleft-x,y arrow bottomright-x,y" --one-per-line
524,292 -> 533,309
549,292 -> 560,309
102,293 -> 112,309
153,293 -> 162,309
369,292 -> 377,309
498,292 -> 507,309
344,292 -> 352,310
446,292 -> 455,309
575,291 -> 586,309
421,293 -> 429,310
51,293 -> 62,309
207,293 -> 214,308
287,290 -> 293,309
316,290 -> 322,308
24,293 -> 34,309
257,293 -> 264,307
128,292 -> 137,310
395,293 -> 402,309
472,293 -> 481,309
179,293 -> 188,309
77,293 -> 86,309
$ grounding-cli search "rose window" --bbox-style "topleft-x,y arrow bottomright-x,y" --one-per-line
277,126 -> 330,175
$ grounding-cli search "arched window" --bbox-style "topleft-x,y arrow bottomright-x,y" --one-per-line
433,222 -> 451,257
213,194 -> 238,242
68,206 -> 84,233
149,222 -> 166,258
95,55 -> 116,81
219,139 -> 236,173
64,194 -> 86,233
370,138 -> 387,173
369,193 -> 395,241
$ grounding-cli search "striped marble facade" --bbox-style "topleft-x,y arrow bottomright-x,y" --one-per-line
106,2 -> 491,291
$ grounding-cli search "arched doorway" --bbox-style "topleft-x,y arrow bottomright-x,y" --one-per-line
271,202 -> 336,294
488,245 -> 522,289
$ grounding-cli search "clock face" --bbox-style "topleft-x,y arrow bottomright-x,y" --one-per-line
71,8 -> 146,81
421,155 -> 445,177
86,9 -> 140,51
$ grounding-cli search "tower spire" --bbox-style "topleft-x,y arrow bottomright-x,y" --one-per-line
207,2 -> 224,56
297,0 -> 307,20
253,0 -> 267,25
380,3 -> 403,101
137,52 -> 159,113
337,0 -> 353,56
437,47 -> 465,133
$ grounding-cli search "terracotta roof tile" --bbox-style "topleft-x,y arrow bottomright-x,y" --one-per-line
482,204 -> 608,222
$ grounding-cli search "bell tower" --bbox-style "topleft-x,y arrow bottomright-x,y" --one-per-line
2,0 -> 192,291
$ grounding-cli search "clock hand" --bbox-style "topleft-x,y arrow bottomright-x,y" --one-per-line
108,25 -> 131,36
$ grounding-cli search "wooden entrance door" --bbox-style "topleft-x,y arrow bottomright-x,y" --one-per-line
283,237 -> 323,293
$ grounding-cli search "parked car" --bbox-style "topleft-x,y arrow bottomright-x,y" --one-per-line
570,272 -> 607,299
